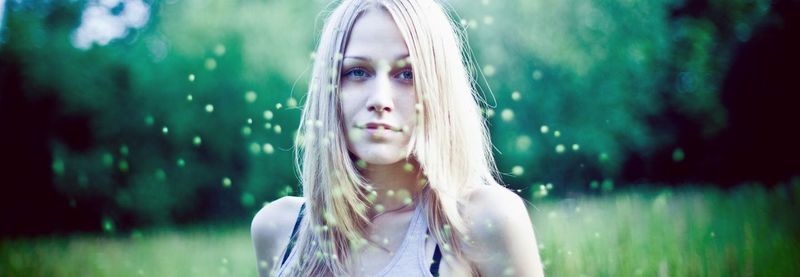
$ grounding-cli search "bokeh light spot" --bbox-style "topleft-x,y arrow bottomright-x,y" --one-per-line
511,165 -> 524,176
532,70 -> 543,80
483,65 -> 496,77
204,58 -> 217,71
241,192 -> 255,207
214,44 -> 226,56
599,152 -> 610,162
672,148 -> 685,162
501,109 -> 514,122
263,143 -> 274,154
245,91 -> 257,103
249,142 -> 261,154
118,160 -> 129,173
403,163 -> 414,172
102,218 -> 114,233
516,135 -> 532,152
52,159 -> 65,176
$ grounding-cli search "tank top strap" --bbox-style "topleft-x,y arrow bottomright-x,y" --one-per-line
281,202 -> 305,266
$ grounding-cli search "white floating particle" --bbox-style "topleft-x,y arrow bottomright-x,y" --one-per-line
204,58 -> 217,71
214,44 -> 226,56
501,109 -> 514,122
511,166 -> 524,176
245,91 -> 257,103
483,65 -> 496,77
263,143 -> 274,154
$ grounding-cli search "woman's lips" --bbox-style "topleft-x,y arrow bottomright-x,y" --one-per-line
357,122 -> 401,132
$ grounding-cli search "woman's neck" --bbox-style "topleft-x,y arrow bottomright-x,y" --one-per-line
360,158 -> 425,213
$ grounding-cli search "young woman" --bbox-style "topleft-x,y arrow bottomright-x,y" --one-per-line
251,0 -> 544,276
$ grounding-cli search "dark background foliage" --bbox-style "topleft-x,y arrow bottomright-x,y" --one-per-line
1,0 -> 798,237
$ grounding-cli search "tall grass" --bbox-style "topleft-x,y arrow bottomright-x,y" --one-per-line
0,227 -> 256,276
532,185 -> 800,276
2,185 -> 798,276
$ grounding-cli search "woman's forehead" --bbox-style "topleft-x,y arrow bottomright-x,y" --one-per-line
344,7 -> 409,62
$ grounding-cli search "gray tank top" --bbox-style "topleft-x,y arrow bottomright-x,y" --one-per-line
277,199 -> 437,276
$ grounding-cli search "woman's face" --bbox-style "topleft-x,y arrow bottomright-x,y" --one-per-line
340,8 -> 416,165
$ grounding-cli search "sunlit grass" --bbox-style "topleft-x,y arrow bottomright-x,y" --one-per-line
532,184 -> 800,276
2,185 -> 797,276
0,227 -> 256,277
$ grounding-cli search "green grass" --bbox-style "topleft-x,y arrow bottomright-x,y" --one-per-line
0,227 -> 256,276
2,185 -> 798,276
531,185 -> 800,276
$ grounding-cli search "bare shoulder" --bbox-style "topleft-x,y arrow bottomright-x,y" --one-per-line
461,183 -> 545,276
251,196 -> 305,274
463,183 -> 529,225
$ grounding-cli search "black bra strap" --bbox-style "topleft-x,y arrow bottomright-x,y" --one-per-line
281,203 -> 305,266
430,244 -> 442,275
427,228 -> 443,276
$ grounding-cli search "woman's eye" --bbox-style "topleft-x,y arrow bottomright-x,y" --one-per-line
344,68 -> 369,80
397,69 -> 413,81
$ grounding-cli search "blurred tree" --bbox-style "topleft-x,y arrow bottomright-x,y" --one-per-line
0,0 -> 796,235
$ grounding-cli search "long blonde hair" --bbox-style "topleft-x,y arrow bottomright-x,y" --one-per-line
285,0 -> 499,275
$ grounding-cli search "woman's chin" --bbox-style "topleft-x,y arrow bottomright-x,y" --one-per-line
360,155 -> 405,166
352,148 -> 407,166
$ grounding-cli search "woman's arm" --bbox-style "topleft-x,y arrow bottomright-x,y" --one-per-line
463,184 -> 545,276
251,196 -> 304,277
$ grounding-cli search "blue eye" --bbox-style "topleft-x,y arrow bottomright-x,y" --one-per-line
397,69 -> 413,81
344,68 -> 370,80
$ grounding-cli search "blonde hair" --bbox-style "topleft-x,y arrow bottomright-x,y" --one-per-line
285,0 -> 499,275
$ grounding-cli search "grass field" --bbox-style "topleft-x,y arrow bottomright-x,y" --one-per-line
2,184 -> 798,276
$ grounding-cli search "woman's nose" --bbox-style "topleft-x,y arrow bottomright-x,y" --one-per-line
366,78 -> 394,114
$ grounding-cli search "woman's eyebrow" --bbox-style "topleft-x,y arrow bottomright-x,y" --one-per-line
343,55 -> 410,63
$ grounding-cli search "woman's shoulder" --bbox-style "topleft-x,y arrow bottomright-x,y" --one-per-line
463,182 -> 528,221
459,183 -> 544,276
251,196 -> 305,272
251,196 -> 305,233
